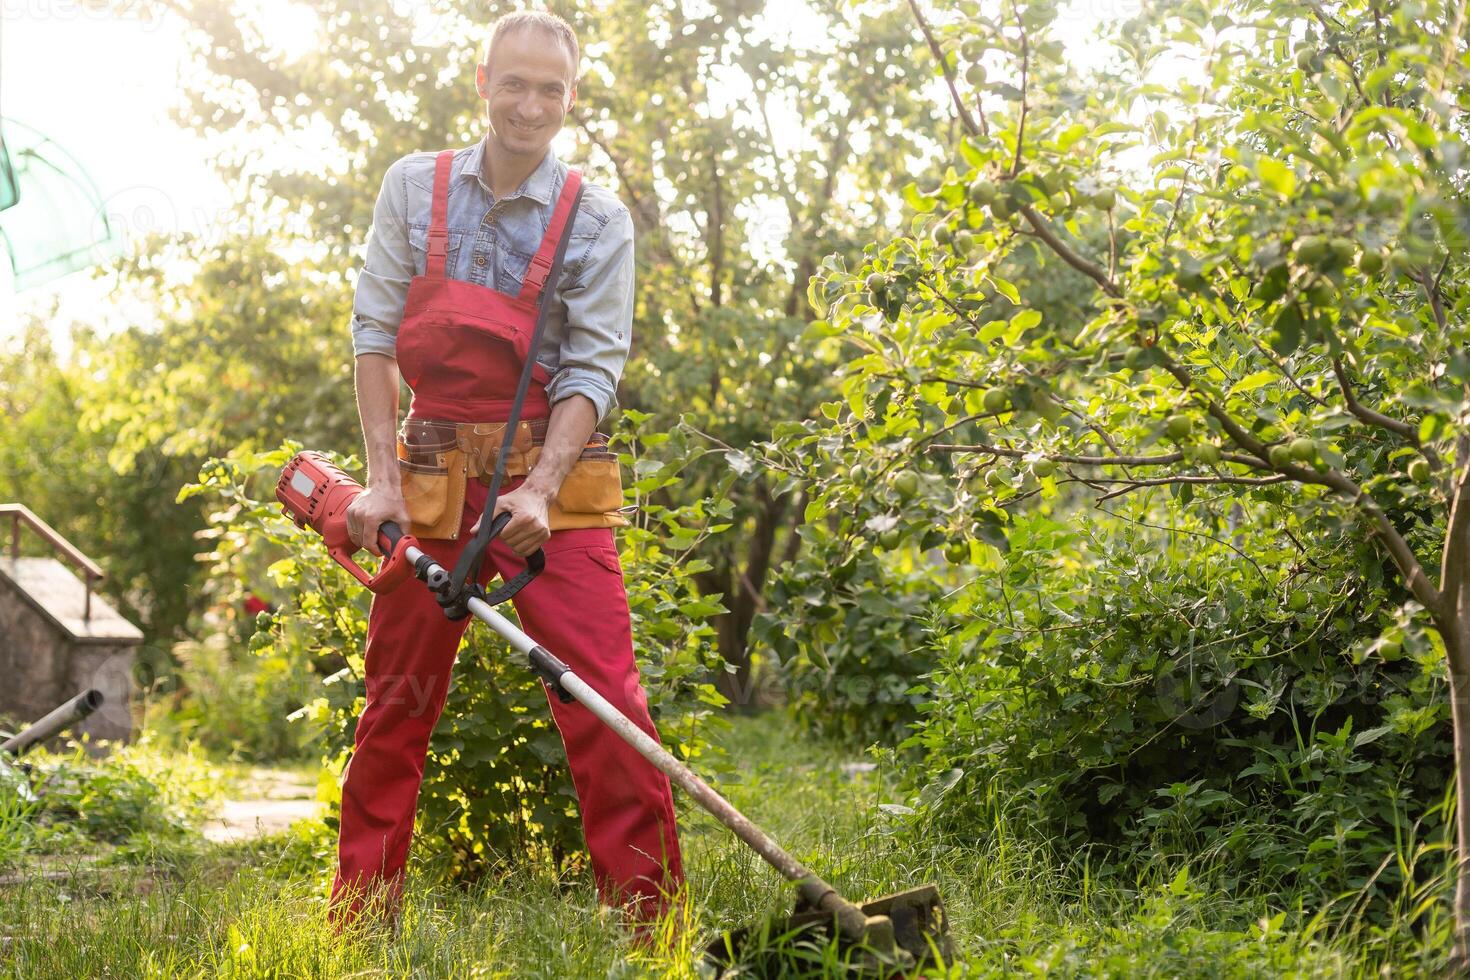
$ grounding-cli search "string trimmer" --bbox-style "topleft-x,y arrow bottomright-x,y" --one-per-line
275,450 -> 952,974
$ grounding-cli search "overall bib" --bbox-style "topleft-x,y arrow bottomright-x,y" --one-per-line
330,150 -> 684,926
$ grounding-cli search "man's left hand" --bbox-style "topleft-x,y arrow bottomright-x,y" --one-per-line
474,484 -> 552,556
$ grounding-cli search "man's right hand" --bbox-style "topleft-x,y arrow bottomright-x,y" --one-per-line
345,485 -> 412,557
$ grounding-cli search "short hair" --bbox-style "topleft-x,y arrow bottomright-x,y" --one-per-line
484,11 -> 580,77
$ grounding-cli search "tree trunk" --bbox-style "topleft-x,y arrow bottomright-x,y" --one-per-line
1451,650 -> 1470,972
1446,449 -> 1470,971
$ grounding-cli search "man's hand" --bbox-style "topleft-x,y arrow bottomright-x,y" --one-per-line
474,483 -> 551,556
346,485 -> 412,557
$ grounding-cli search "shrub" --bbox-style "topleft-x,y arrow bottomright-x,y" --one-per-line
896,503 -> 1454,911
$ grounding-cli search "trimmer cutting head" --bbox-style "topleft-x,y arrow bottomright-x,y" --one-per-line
704,884 -> 953,977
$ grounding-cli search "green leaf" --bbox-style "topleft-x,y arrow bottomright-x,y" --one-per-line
1011,309 -> 1043,332
1271,305 -> 1302,356
1231,370 -> 1277,395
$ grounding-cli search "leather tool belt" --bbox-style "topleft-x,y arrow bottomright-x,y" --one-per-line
396,417 -> 628,541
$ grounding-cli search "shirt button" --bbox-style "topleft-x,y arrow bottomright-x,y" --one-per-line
475,255 -> 487,268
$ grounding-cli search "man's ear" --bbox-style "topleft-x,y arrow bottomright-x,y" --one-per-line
566,80 -> 577,113
475,62 -> 488,100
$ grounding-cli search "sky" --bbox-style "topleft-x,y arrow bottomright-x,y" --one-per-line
0,1 -> 1127,347
0,4 -> 233,338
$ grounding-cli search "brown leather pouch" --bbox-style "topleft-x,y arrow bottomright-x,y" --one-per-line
396,436 -> 469,541
523,440 -> 628,531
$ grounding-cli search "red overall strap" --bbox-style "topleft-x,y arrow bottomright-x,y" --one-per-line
426,150 -> 455,279
518,168 -> 583,304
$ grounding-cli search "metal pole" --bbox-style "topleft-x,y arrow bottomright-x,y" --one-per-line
9,512 -> 17,561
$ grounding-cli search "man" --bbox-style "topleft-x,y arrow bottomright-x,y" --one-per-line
335,10 -> 683,931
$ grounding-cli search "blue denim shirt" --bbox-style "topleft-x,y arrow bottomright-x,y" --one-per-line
350,137 -> 633,424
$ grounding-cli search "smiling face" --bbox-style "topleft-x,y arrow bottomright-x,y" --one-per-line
475,27 -> 577,161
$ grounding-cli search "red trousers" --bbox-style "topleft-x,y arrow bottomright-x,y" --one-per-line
329,477 -> 684,924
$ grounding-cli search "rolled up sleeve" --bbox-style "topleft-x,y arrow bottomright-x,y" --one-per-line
351,158 -> 413,359
545,207 -> 634,425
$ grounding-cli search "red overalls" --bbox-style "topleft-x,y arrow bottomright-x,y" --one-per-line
329,149 -> 683,927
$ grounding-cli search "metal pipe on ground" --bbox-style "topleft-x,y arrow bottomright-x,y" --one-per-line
1,689 -> 104,756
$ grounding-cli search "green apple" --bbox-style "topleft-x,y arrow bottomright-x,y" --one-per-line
1088,187 -> 1116,210
965,63 -> 986,87
891,469 -> 921,500
1293,235 -> 1330,264
1032,457 -> 1057,478
982,388 -> 1009,414
1165,414 -> 1192,440
1194,443 -> 1222,465
1289,437 -> 1317,462
864,272 -> 886,291
1268,444 -> 1293,468
1358,250 -> 1384,275
933,223 -> 953,245
1408,458 -> 1432,483
968,179 -> 997,206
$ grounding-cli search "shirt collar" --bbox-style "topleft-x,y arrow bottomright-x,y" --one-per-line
460,134 -> 559,205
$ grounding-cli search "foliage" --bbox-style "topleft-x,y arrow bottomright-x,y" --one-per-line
178,424 -> 730,879
751,522 -> 949,746
900,505 -> 1453,906
0,236 -> 358,648
10,735 -> 220,861
755,0 -> 1469,930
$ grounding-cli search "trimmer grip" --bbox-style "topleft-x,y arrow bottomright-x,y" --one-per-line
480,511 -> 546,604
378,521 -> 405,554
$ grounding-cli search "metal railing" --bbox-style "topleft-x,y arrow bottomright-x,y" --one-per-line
0,504 -> 104,621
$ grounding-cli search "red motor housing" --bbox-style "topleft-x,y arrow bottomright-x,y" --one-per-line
276,450 -> 416,594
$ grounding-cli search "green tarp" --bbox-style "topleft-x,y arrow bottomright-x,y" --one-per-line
0,119 -> 120,290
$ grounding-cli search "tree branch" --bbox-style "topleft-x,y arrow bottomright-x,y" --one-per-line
1444,454 -> 1470,656
905,0 -> 983,137
1332,356 -> 1425,445
928,442 -> 1186,466
1154,349 -> 1443,617
1018,204 -> 1122,297
1090,473 -> 1288,502
1007,0 -> 1029,177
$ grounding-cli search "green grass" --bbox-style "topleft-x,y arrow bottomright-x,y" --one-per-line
0,713 -> 1450,977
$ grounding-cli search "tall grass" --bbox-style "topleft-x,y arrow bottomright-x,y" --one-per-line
0,714 -> 1451,977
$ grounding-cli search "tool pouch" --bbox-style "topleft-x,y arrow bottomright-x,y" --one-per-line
396,420 -> 469,540
543,434 -> 628,531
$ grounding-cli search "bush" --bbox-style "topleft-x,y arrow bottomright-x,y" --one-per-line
896,502 -> 1453,911
180,428 -> 731,881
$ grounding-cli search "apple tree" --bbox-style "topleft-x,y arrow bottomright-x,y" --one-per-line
798,0 -> 1470,957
